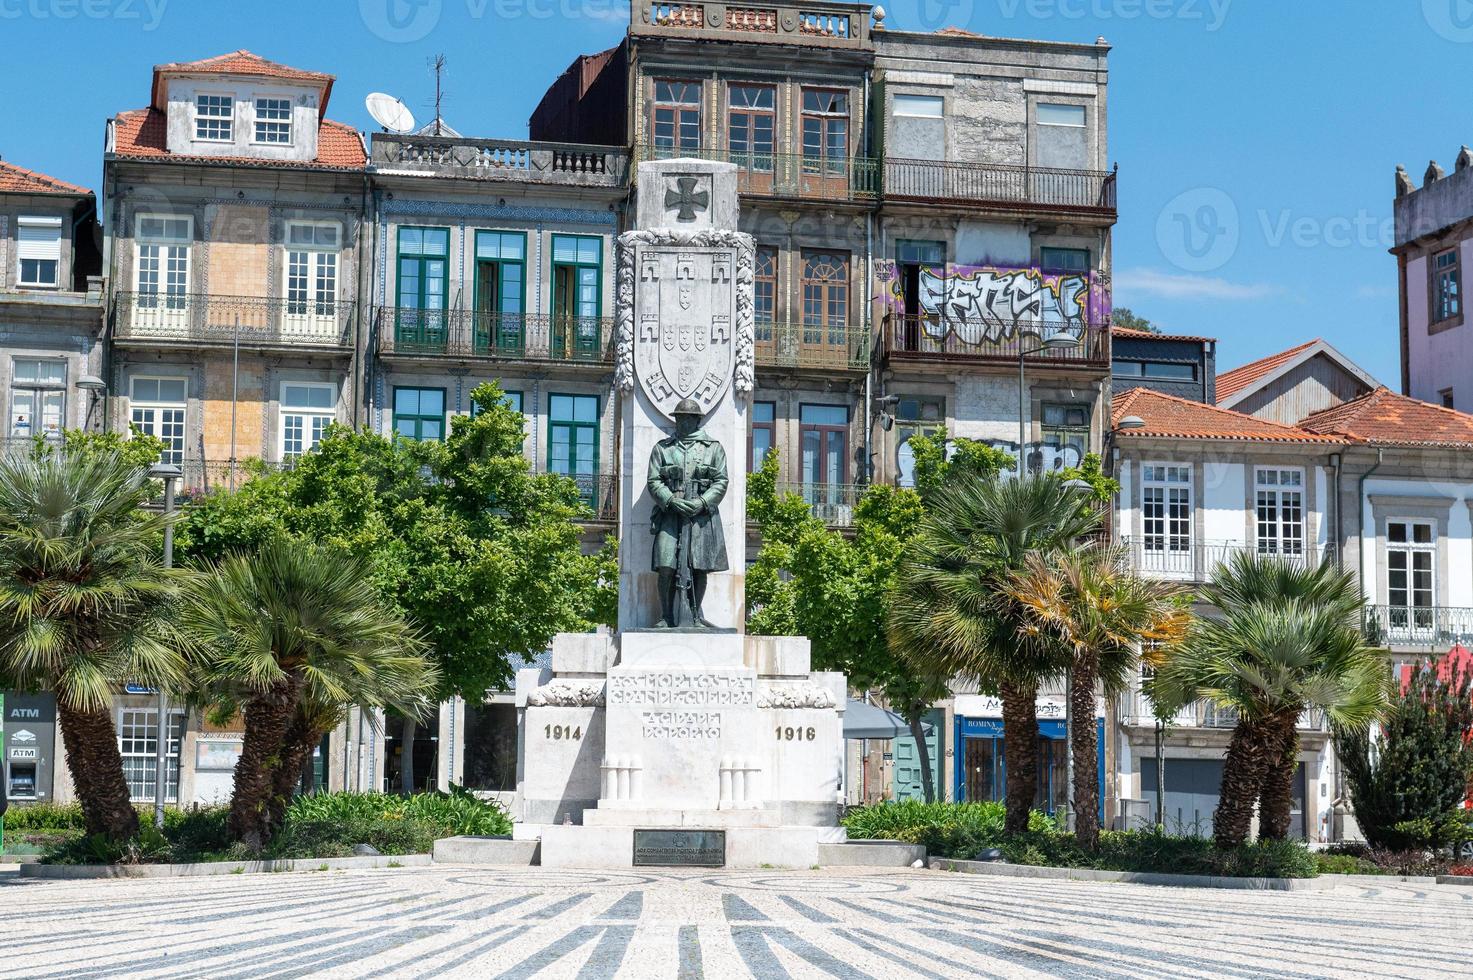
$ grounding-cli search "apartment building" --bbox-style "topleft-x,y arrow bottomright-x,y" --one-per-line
1110,327 -> 1215,404
1109,387 -> 1342,838
366,130 -> 629,528
1393,149 -> 1473,409
102,50 -> 370,492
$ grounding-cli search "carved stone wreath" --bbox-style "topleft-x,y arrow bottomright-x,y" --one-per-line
757,686 -> 837,710
615,228 -> 755,398
526,681 -> 607,708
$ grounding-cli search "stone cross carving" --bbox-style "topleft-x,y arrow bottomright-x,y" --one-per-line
664,177 -> 709,222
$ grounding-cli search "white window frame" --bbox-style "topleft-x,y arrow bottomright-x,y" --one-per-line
284,220 -> 341,338
1254,467 -> 1306,560
279,381 -> 337,460
252,96 -> 293,145
10,358 -> 67,440
16,215 -> 63,288
1037,103 -> 1087,128
194,93 -> 234,142
1386,518 -> 1437,638
1140,463 -> 1193,579
117,706 -> 185,803
129,375 -> 188,465
134,214 -> 193,332
892,93 -> 944,118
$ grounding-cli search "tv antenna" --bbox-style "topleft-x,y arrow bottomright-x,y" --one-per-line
428,54 -> 447,137
364,92 -> 416,135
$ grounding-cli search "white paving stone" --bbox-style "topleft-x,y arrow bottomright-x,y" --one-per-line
1,864 -> 1468,978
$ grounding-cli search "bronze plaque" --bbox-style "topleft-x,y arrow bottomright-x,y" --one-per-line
632,829 -> 726,867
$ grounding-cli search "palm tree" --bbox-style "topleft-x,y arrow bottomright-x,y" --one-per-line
1155,553 -> 1386,848
1002,545 -> 1190,849
181,538 -> 436,851
889,475 -> 1102,833
0,451 -> 192,840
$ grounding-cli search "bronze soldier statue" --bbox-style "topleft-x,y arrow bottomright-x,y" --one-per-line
648,398 -> 729,628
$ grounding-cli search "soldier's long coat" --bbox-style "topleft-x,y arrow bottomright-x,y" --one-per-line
647,429 -> 730,572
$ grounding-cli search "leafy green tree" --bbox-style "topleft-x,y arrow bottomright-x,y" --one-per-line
1112,308 -> 1158,333
0,451 -> 191,840
177,383 -> 615,791
1337,657 -> 1473,851
1001,545 -> 1190,849
180,538 -> 436,850
889,475 -> 1102,831
1155,554 -> 1387,848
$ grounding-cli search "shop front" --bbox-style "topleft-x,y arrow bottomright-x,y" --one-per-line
954,710 -> 1105,821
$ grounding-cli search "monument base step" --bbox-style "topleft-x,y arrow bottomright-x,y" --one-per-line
816,841 -> 927,867
538,824 -> 844,869
432,836 -> 540,866
582,806 -> 780,829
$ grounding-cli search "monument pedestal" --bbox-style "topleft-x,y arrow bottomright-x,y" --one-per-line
511,158 -> 849,869
515,630 -> 847,869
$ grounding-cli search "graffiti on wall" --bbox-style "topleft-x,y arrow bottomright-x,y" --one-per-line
986,440 -> 1084,476
875,260 -> 1111,347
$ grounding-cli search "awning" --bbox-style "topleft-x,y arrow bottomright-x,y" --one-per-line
843,699 -> 934,740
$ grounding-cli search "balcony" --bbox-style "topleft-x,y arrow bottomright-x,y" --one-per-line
114,293 -> 353,352
1120,539 -> 1331,584
634,1 -> 874,49
370,134 -> 629,188
882,314 -> 1108,368
883,158 -> 1117,218
774,481 -> 864,527
376,309 -> 615,367
635,145 -> 879,202
1117,691 -> 1327,733
1364,604 -> 1473,649
565,473 -> 618,523
755,320 -> 869,373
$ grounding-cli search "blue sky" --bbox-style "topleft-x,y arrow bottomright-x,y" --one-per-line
2,0 -> 1462,382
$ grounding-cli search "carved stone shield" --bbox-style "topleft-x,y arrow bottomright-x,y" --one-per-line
633,245 -> 736,420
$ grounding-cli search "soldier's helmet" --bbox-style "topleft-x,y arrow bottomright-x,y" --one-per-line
672,398 -> 704,418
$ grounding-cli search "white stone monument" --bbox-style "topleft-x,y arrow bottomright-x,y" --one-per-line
513,160 -> 848,869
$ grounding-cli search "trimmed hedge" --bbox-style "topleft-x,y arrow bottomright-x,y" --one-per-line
38,789 -> 511,865
843,800 -> 1318,879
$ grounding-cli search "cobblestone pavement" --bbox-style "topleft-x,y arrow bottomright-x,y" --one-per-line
2,865 -> 1471,978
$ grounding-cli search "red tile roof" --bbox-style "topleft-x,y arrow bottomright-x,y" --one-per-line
0,159 -> 90,196
1299,387 -> 1473,447
1112,326 -> 1216,344
111,109 -> 366,171
1214,338 -> 1322,403
152,50 -> 334,114
1112,388 -> 1342,444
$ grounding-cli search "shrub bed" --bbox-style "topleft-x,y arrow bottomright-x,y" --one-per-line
38,789 -> 511,865
1315,843 -> 1454,877
843,800 -> 1317,879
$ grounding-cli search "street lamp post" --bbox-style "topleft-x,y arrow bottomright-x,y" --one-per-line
147,461 -> 182,830
1017,330 -> 1081,477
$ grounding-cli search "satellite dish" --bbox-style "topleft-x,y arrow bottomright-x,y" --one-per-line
365,93 -> 416,135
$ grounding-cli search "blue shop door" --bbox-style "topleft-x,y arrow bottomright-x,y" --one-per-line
892,708 -> 943,801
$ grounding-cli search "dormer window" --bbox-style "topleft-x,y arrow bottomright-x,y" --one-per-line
254,98 -> 292,144
195,94 -> 233,141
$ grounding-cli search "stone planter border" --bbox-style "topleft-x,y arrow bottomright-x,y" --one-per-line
928,857 -> 1334,891
18,853 -> 430,880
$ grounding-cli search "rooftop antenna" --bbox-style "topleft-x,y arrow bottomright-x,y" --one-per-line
365,92 -> 416,134
429,54 -> 447,137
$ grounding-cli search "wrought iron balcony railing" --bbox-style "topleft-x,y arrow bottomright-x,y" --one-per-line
774,481 -> 865,527
1364,604 -> 1473,649
1119,538 -> 1330,584
635,144 -> 880,202
377,309 -> 615,365
883,314 -> 1108,366
370,134 -> 629,187
755,320 -> 869,372
115,292 -> 354,349
1117,691 -> 1327,732
883,158 -> 1117,215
